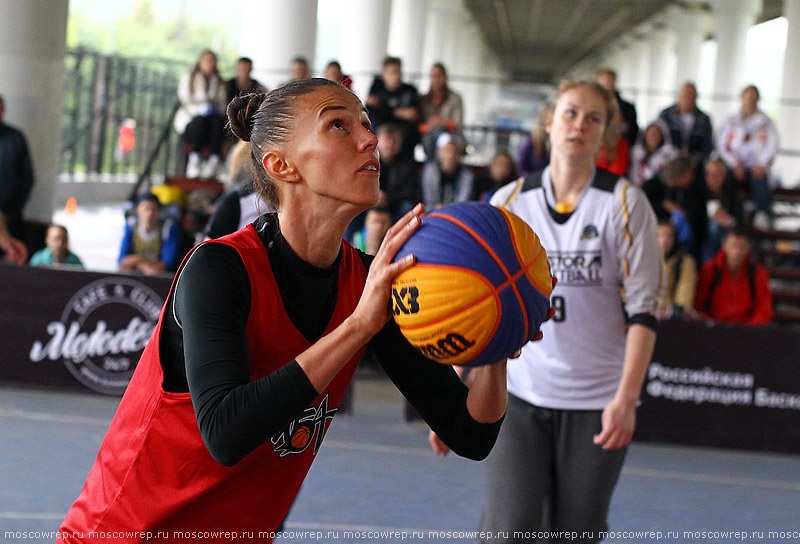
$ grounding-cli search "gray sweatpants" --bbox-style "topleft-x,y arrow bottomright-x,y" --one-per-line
478,394 -> 628,544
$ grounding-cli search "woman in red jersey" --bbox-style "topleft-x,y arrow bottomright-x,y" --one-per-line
58,78 -> 511,543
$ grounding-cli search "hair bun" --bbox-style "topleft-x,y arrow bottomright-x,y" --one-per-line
227,93 -> 267,142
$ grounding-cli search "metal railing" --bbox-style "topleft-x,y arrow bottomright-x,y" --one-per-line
60,48 -> 185,184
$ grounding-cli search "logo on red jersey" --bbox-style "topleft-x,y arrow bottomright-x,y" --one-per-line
271,394 -> 337,457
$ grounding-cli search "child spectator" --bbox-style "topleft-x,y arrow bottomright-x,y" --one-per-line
643,156 -> 707,260
118,193 -> 183,275
351,206 -> 392,255
701,157 -> 743,263
421,133 -> 474,210
694,228 -> 773,325
472,150 -> 517,201
656,212 -> 696,319
29,224 -> 83,268
628,120 -> 678,187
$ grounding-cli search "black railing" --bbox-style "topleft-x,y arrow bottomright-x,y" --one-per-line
61,48 -> 185,182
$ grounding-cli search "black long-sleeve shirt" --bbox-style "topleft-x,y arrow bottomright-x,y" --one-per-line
160,214 -> 502,465
0,122 -> 34,231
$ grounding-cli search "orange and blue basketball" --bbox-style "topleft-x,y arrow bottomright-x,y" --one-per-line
391,201 -> 552,367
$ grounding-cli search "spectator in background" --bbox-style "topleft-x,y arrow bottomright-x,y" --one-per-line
419,63 -> 464,160
717,85 -> 779,216
351,206 -> 392,255
472,150 -> 517,201
175,50 -> 228,179
226,57 -> 267,104
119,193 -> 182,275
701,157 -> 743,263
29,224 -> 83,268
324,60 -> 352,90
643,155 -> 707,260
289,57 -> 311,82
628,120 -> 678,187
205,140 -> 271,240
596,67 -> 638,146
421,133 -> 474,210
694,228 -> 773,325
367,57 -> 420,159
658,82 -> 714,165
0,93 -> 35,240
517,104 -> 551,177
376,122 -> 420,221
596,109 -> 631,177
0,210 -> 27,264
656,211 -> 697,320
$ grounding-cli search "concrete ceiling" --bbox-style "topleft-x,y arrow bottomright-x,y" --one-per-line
462,0 -> 784,83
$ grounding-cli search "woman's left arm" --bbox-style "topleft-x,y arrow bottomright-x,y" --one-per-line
598,181 -> 664,450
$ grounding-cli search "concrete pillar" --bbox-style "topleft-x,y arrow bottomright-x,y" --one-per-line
645,21 -> 677,122
711,0 -> 762,124
240,0 -> 318,90
778,0 -> 800,187
669,4 -> 714,89
629,34 -> 650,122
0,0 -> 69,224
387,0 -> 427,79
339,0 -> 393,100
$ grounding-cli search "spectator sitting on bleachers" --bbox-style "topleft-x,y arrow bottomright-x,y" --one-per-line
628,120 -> 678,187
376,122 -> 420,221
694,227 -> 773,325
205,141 -> 272,240
658,82 -> 714,165
119,193 -> 182,276
472,150 -> 517,201
351,206 -> 392,256
419,63 -> 464,160
656,210 -> 697,320
175,50 -> 228,179
596,67 -> 639,146
225,57 -> 267,105
701,157 -> 744,263
323,60 -> 352,90
366,56 -> 420,159
29,224 -> 83,268
421,133 -> 474,210
643,155 -> 707,260
596,109 -> 631,177
717,84 -> 779,216
517,104 -> 551,177
288,56 -> 311,82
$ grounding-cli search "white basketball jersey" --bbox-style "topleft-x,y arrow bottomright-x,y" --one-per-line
491,167 -> 662,410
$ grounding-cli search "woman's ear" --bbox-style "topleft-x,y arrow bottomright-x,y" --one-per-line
262,151 -> 300,183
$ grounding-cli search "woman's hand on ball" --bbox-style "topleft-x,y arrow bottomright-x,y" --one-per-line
351,204 -> 424,336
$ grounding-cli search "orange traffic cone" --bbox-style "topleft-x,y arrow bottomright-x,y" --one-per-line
65,196 -> 78,215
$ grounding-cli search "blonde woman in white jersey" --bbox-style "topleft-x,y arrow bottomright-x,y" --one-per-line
477,80 -> 663,543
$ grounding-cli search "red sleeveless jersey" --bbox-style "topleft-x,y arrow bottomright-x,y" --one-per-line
58,225 -> 368,543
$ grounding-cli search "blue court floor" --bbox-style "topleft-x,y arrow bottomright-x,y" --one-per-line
1,374 -> 799,544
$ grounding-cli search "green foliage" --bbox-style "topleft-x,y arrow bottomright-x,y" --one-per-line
66,0 -> 240,77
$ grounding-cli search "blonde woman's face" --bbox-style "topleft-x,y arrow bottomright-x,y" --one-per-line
548,86 -> 607,159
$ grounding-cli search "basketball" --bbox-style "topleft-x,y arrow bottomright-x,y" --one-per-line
291,425 -> 312,449
391,201 -> 553,367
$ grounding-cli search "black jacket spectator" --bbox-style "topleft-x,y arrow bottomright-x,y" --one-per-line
0,120 -> 35,238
